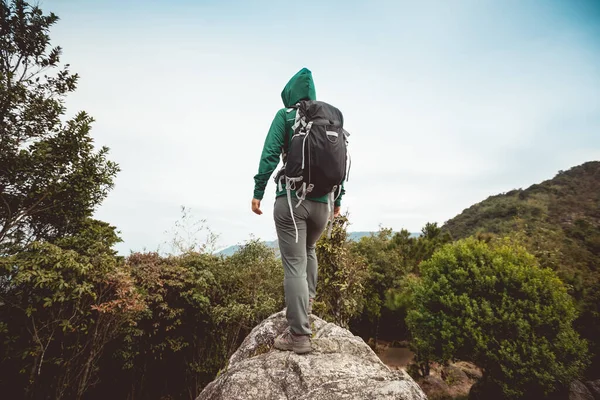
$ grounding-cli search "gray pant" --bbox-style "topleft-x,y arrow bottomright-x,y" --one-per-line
274,196 -> 330,335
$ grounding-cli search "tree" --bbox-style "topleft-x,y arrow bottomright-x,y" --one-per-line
348,223 -> 451,342
406,237 -> 589,399
442,162 -> 600,377
411,222 -> 452,264
0,0 -> 119,254
97,240 -> 284,400
0,220 -> 143,400
315,214 -> 369,328
347,227 -> 410,340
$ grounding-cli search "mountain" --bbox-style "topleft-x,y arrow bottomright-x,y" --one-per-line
443,161 -> 600,274
216,231 -> 420,257
443,161 -> 600,374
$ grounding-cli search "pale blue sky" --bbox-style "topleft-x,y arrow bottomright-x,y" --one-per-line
43,0 -> 600,254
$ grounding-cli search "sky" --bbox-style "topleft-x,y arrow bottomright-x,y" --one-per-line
42,0 -> 600,255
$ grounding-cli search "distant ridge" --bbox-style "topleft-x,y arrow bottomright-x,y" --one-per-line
216,231 -> 420,257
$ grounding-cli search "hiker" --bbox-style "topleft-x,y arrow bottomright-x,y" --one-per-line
252,67 -> 349,354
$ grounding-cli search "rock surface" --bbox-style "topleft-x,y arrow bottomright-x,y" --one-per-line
409,361 -> 480,400
418,376 -> 450,400
197,311 -> 427,400
453,361 -> 482,381
570,380 -> 595,400
585,380 -> 600,400
441,365 -> 468,386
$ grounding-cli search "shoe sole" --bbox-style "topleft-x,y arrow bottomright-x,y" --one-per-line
293,347 -> 312,354
273,342 -> 293,351
274,343 -> 311,354
293,342 -> 312,354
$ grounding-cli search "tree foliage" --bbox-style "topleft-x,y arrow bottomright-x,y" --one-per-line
90,240 -> 284,400
314,214 -> 369,328
0,220 -> 142,400
0,0 -> 119,254
407,238 -> 589,399
443,162 -> 600,375
1,235 -> 284,400
347,222 -> 451,341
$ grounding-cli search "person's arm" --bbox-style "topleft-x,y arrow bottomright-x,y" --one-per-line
252,109 -> 286,215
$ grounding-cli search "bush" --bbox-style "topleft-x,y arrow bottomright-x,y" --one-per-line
407,238 -> 589,399
0,220 -> 142,400
91,240 -> 284,400
348,223 -> 451,342
315,215 -> 369,328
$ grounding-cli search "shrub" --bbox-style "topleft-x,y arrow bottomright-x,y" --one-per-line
407,238 -> 589,399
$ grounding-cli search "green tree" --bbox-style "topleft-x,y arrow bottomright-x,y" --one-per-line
442,162 -> 600,375
107,251 -> 215,399
0,0 -> 118,254
348,228 -> 410,339
99,240 -> 284,400
315,214 -> 369,328
407,238 -> 589,399
411,222 -> 452,264
348,223 -> 451,342
0,221 -> 142,400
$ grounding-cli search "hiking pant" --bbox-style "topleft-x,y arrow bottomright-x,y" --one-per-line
274,196 -> 330,335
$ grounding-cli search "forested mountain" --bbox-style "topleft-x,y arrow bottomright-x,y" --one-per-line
444,161 -> 600,375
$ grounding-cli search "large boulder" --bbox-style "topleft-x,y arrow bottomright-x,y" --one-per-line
441,365 -> 469,386
197,311 -> 427,400
585,380 -> 600,400
452,361 -> 482,381
418,375 -> 450,400
570,380 -> 594,400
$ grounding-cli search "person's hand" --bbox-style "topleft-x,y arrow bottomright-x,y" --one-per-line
334,206 -> 341,217
252,198 -> 262,215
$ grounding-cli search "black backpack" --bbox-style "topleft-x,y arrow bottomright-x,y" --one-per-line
275,100 -> 351,241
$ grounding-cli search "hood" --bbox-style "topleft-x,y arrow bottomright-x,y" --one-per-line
281,68 -> 316,108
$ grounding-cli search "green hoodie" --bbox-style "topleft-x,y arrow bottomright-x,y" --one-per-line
253,68 -> 345,206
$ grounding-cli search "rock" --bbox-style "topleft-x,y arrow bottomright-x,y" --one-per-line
412,361 -> 479,400
453,361 -> 482,380
570,380 -> 594,400
197,311 -> 427,400
585,380 -> 600,400
441,365 -> 468,386
419,375 -> 451,400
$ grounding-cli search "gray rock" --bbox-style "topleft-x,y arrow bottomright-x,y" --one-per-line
570,380 -> 594,400
419,375 -> 450,399
453,361 -> 482,380
197,311 -> 427,400
585,380 -> 600,400
441,365 -> 468,386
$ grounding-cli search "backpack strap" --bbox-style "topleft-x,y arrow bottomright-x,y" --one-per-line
283,107 -> 295,158
284,102 -> 302,158
274,105 -> 299,186
280,100 -> 311,244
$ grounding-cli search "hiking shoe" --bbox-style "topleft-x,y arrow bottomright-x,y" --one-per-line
274,330 -> 312,354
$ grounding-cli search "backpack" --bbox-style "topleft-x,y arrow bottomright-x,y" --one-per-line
275,99 -> 351,242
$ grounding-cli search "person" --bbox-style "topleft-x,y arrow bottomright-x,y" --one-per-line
252,68 -> 345,354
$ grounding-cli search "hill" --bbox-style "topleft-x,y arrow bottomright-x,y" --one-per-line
443,161 -> 600,376
444,161 -> 599,275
